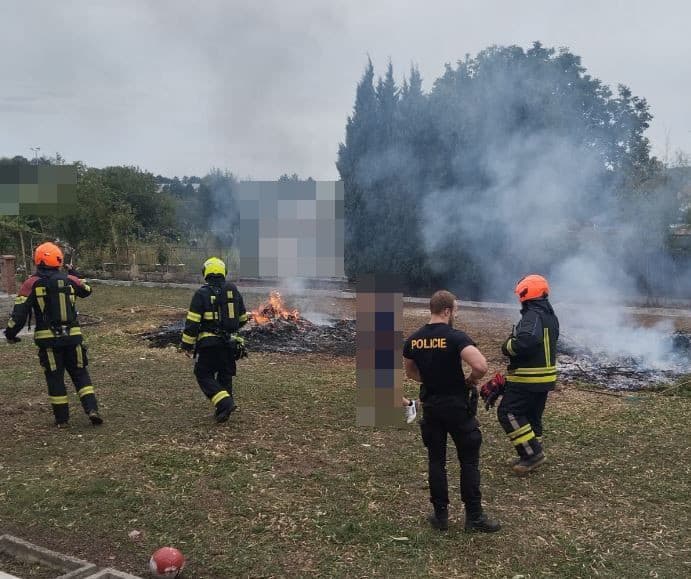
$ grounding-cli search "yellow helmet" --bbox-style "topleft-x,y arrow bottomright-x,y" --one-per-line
202,257 -> 226,278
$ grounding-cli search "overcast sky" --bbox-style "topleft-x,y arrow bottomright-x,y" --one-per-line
2,0 -> 689,179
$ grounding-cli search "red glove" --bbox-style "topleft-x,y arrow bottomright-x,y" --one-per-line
480,373 -> 505,410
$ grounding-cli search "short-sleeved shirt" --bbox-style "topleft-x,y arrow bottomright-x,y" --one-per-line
403,323 -> 476,407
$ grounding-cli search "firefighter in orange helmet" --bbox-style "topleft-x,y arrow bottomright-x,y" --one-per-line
496,275 -> 559,475
3,242 -> 103,428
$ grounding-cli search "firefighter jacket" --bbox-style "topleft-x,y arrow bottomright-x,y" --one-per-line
502,298 -> 559,392
181,276 -> 248,351
5,266 -> 91,348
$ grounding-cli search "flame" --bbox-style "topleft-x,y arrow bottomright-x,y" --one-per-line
251,291 -> 300,325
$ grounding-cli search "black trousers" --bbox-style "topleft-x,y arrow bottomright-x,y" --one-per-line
497,386 -> 548,459
419,404 -> 483,518
37,344 -> 98,424
194,345 -> 236,414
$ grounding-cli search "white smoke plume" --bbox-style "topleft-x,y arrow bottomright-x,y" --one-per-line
422,128 -> 684,369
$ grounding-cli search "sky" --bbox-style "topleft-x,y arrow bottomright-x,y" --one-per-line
2,0 -> 689,179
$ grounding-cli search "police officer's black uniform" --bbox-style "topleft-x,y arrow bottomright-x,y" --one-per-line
403,323 -> 485,523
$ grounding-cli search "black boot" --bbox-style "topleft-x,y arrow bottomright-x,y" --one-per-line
465,513 -> 501,533
512,452 -> 546,476
428,508 -> 449,531
87,410 -> 103,426
215,397 -> 237,423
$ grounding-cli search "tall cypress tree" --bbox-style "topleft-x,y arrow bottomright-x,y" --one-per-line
337,59 -> 377,278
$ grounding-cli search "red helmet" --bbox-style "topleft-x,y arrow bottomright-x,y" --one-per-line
149,547 -> 185,578
514,274 -> 550,302
34,242 -> 64,268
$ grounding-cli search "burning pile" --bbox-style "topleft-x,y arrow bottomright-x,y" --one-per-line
242,291 -> 355,355
557,330 -> 690,390
142,291 -> 355,357
251,290 -> 301,325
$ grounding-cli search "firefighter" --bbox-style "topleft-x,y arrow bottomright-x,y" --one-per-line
403,290 -> 500,533
3,242 -> 102,428
181,257 -> 248,423
498,274 -> 559,476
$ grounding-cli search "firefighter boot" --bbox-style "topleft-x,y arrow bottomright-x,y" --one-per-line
507,437 -> 543,466
512,452 -> 546,476
427,507 -> 449,531
465,513 -> 501,533
88,410 -> 103,426
215,396 -> 237,423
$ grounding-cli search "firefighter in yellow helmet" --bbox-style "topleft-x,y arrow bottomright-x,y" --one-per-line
181,257 -> 249,422
3,242 -> 103,427
495,275 -> 559,475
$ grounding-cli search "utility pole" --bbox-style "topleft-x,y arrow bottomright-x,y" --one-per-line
23,147 -> 41,272
16,217 -> 28,274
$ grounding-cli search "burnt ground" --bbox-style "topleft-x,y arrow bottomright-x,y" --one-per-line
142,317 -> 357,357
142,296 -> 690,390
0,284 -> 689,578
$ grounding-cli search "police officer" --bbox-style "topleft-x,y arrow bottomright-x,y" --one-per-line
403,290 -> 500,533
3,242 -> 102,427
498,274 -> 559,475
181,257 -> 248,423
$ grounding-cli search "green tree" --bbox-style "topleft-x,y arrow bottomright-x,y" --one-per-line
99,166 -> 177,237
338,43 -> 659,296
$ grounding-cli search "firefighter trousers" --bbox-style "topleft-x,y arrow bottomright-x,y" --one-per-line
419,404 -> 483,519
497,386 -> 548,459
193,345 -> 236,416
37,345 -> 98,424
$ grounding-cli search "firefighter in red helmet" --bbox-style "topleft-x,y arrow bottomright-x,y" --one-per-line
496,275 -> 559,475
3,242 -> 103,428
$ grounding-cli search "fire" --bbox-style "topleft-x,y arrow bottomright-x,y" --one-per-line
250,291 -> 300,325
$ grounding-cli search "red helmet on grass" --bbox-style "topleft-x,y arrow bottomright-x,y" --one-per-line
149,546 -> 185,578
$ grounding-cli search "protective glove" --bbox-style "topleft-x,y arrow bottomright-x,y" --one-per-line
3,329 -> 20,343
480,372 -> 505,411
232,335 -> 248,360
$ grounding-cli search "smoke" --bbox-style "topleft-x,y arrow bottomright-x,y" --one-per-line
422,155 -> 685,367
277,277 -> 340,326
413,50 -> 690,369
552,255 -> 678,368
205,172 -> 240,249
422,131 -> 606,289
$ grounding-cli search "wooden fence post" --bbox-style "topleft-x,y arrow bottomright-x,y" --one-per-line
130,252 -> 140,280
1,255 -> 17,294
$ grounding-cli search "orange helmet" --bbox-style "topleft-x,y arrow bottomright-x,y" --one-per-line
514,274 -> 549,302
34,242 -> 64,268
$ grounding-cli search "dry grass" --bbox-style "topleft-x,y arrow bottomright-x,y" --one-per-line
0,284 -> 689,578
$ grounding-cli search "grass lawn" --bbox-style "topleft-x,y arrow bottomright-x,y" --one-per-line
0,284 -> 689,578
